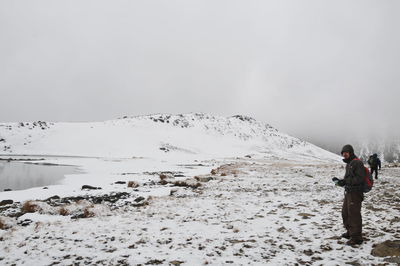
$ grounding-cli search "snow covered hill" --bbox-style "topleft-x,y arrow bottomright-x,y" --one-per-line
0,113 -> 339,162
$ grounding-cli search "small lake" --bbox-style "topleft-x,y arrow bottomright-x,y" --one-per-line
0,161 -> 78,191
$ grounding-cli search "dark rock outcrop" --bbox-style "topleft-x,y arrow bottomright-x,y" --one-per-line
0,200 -> 13,206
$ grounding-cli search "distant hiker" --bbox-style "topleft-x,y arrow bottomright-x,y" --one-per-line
332,144 -> 365,246
368,153 -> 381,180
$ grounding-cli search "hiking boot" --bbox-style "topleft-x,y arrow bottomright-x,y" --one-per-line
346,238 -> 363,246
341,232 -> 350,239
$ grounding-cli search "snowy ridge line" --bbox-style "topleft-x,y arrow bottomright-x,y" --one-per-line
0,113 -> 340,162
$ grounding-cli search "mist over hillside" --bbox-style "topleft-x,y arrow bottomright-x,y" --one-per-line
306,138 -> 400,163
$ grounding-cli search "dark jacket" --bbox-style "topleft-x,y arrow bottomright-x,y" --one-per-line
340,144 -> 365,192
343,158 -> 365,192
369,153 -> 382,169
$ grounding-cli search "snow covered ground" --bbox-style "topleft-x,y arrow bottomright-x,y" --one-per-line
1,158 -> 399,265
1,114 -> 399,265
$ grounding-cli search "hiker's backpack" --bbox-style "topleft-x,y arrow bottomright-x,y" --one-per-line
354,158 -> 374,192
368,156 -> 378,168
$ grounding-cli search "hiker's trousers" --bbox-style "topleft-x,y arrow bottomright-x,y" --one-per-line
342,191 -> 364,239
371,167 -> 379,179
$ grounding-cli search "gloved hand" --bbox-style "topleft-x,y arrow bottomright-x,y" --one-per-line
332,177 -> 346,187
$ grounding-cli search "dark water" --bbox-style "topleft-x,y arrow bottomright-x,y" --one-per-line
0,161 -> 77,191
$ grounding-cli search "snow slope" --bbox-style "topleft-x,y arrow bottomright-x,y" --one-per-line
0,113 -> 339,162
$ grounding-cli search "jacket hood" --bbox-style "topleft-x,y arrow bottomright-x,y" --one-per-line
341,144 -> 354,156
341,144 -> 356,164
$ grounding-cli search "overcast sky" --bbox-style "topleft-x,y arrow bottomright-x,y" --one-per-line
1,0 -> 399,147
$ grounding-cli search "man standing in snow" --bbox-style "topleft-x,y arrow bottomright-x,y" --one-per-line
368,153 -> 381,179
333,144 -> 365,245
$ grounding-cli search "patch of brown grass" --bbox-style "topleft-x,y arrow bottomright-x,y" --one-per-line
159,179 -> 169,185
83,207 -> 95,218
59,207 -> 69,216
159,174 -> 171,185
127,181 -> 139,188
0,218 -> 5,230
21,201 -> 38,213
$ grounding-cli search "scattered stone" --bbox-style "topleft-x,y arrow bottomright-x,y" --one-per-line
345,260 -> 361,266
115,181 -> 126,184
131,197 -> 148,207
134,197 -> 145,203
172,180 -> 202,189
371,240 -> 400,257
17,219 -> 33,227
277,226 -> 287,233
3,189 -> 12,192
169,260 -> 184,266
298,213 -> 315,219
366,205 -> 386,212
194,176 -> 213,182
390,217 -> 400,224
46,195 -> 60,201
303,249 -> 314,256
0,200 -> 13,206
384,256 -> 400,264
145,259 -> 165,265
170,189 -> 178,196
228,239 -> 256,244
49,192 -> 130,206
81,185 -> 102,190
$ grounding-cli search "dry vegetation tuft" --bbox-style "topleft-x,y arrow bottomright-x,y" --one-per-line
59,207 -> 69,216
127,181 -> 139,188
0,218 -> 5,230
0,217 -> 14,230
160,179 -> 169,185
21,201 -> 38,213
83,207 -> 95,218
